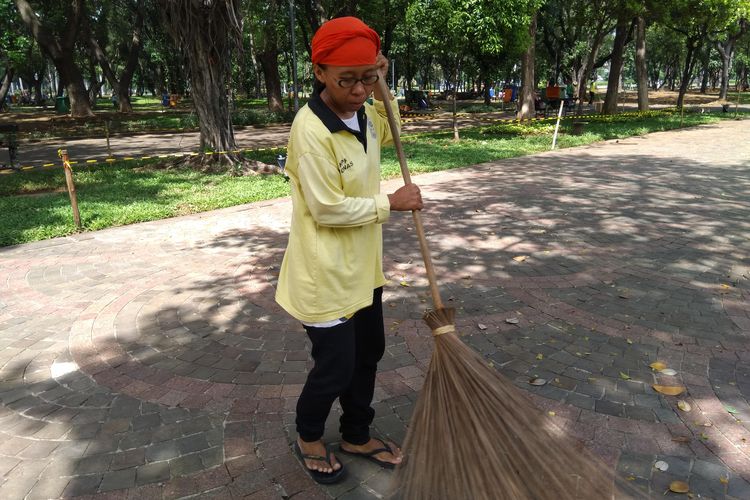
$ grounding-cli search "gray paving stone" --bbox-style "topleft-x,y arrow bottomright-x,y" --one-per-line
169,453 -> 205,477
62,474 -> 103,497
26,476 -> 70,500
565,392 -> 596,410
624,405 -> 657,422
595,399 -> 626,418
692,458 -> 728,479
616,452 -> 654,479
200,446 -> 224,468
145,440 -> 181,462
653,407 -> 682,424
136,461 -> 171,485
178,433 -> 211,454
728,477 -> 750,499
100,468 -> 137,492
689,474 -> 728,498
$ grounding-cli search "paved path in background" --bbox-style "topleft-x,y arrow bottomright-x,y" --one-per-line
2,112 -> 508,169
7,102 -> 746,169
0,119 -> 749,499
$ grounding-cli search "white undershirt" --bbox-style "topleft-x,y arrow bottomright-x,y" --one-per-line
341,115 -> 360,131
302,317 -> 348,328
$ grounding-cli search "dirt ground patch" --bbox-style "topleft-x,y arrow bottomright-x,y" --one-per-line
620,89 -> 730,106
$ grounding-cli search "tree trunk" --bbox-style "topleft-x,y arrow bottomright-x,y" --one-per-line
699,47 -> 710,93
0,69 -> 13,110
517,14 -> 537,120
90,2 -> 142,113
15,0 -> 94,117
577,24 -> 608,114
677,38 -> 700,109
602,16 -> 631,115
259,0 -> 284,112
452,62 -> 460,141
258,51 -> 284,112
717,40 -> 734,101
32,78 -> 43,105
117,10 -> 144,113
635,15 -> 649,111
160,0 -> 242,158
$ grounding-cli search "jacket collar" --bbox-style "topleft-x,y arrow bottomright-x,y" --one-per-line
309,89 -> 368,151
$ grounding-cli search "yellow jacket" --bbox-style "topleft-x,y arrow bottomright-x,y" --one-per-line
275,94 -> 400,323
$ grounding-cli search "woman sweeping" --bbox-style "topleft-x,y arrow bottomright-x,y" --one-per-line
275,16 -> 422,484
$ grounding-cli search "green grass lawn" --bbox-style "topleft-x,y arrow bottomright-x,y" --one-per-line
0,110 -> 741,247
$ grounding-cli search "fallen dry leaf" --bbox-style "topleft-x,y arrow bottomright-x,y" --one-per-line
653,385 -> 686,396
477,323 -> 487,331
512,255 -> 528,262
505,317 -> 520,325
654,461 -> 669,472
399,281 -> 410,287
669,480 -> 689,493
719,477 -> 729,485
660,368 -> 677,376
626,338 -> 633,344
619,372 -> 631,380
649,361 -> 667,371
529,378 -> 547,386
677,400 -> 691,412
536,353 -> 544,360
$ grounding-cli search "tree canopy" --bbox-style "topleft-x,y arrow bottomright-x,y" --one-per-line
2,1 -> 749,132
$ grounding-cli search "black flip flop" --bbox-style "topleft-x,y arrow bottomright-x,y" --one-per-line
339,438 -> 399,470
293,441 -> 346,484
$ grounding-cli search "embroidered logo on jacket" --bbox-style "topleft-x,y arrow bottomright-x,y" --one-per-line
338,159 -> 354,173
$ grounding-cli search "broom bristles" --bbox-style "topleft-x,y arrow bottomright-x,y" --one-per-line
423,307 -> 455,332
394,328 -> 645,500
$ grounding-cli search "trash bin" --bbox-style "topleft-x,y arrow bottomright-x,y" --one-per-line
0,124 -> 19,168
55,96 -> 70,114
276,154 -> 287,171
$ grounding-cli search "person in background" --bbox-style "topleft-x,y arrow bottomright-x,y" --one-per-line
565,80 -> 575,100
589,79 -> 597,104
275,16 -> 419,485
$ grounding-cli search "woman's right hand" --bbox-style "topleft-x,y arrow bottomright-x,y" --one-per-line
388,184 -> 423,211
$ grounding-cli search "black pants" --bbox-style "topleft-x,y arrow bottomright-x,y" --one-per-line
296,287 -> 385,445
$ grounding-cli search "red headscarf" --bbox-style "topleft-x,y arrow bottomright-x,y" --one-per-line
311,17 -> 380,66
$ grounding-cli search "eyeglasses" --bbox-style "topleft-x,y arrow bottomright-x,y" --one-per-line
337,75 -> 379,88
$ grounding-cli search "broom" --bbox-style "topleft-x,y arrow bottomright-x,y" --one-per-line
376,77 -> 644,500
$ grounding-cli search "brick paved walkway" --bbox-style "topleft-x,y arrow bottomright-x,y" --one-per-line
1,119 -> 749,499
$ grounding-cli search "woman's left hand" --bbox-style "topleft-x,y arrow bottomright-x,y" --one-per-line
375,52 -> 389,77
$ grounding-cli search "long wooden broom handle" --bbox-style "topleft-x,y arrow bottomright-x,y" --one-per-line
376,76 -> 445,310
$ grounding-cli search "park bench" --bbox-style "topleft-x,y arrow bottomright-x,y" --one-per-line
0,123 -> 18,169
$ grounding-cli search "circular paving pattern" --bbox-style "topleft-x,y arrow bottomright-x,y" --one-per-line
1,120 -> 749,499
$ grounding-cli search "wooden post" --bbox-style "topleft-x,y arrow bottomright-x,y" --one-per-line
105,120 -> 112,157
736,89 -> 741,119
551,99 -> 565,150
59,149 -> 82,230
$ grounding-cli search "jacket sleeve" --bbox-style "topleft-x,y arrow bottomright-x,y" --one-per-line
297,151 -> 390,228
